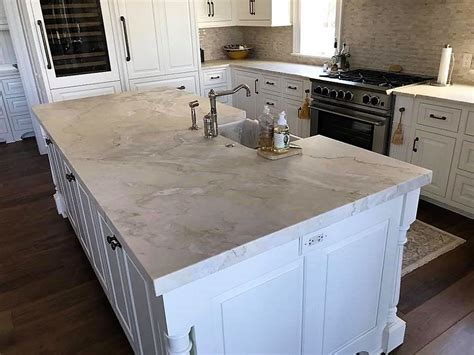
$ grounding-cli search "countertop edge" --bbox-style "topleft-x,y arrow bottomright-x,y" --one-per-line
152,172 -> 431,296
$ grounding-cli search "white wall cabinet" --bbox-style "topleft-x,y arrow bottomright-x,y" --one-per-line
196,0 -> 233,28
0,0 -> 8,29
198,0 -> 292,27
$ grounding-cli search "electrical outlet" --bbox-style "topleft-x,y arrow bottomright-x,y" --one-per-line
462,53 -> 473,69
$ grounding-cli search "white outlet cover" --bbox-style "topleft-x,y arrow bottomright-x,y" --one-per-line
462,53 -> 473,68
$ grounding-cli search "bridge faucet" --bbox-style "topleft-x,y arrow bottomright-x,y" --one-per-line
205,84 -> 251,138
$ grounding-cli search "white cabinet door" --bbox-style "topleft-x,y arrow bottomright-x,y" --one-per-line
237,0 -> 271,21
281,97 -> 303,137
197,0 -> 233,26
303,220 -> 391,354
99,214 -> 136,342
116,0 -> 165,79
29,0 -> 121,89
232,70 -> 259,119
411,130 -> 456,197
157,0 -> 198,74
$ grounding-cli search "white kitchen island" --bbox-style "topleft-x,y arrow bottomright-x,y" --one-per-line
32,87 -> 431,355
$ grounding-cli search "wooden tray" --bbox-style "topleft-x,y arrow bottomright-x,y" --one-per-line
257,147 -> 303,160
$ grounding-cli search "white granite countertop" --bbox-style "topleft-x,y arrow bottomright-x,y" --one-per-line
32,87 -> 431,296
390,84 -> 474,105
202,59 -> 325,79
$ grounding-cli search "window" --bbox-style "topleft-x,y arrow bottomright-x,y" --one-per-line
293,0 -> 342,58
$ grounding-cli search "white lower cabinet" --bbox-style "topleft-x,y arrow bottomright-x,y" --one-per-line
45,138 -> 161,354
410,130 -> 455,197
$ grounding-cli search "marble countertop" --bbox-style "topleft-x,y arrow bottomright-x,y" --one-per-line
390,84 -> 474,105
32,87 -> 431,296
202,59 -> 326,79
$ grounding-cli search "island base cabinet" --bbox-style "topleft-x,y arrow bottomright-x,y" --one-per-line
160,193 -> 416,355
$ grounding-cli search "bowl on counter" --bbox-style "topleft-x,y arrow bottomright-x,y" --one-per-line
223,44 -> 253,60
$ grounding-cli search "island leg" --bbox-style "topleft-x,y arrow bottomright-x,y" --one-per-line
382,188 -> 420,353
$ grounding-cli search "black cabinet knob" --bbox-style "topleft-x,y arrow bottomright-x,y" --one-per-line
106,235 -> 122,251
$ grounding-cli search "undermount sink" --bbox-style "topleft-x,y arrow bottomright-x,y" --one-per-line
220,119 -> 300,149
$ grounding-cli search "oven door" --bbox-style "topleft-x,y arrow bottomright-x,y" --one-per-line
310,101 -> 390,155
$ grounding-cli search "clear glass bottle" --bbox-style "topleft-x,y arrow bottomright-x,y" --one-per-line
273,111 -> 290,154
257,105 -> 274,151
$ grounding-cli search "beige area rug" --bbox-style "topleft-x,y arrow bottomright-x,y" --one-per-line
402,220 -> 466,276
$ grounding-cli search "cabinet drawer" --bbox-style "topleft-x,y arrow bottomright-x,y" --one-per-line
417,102 -> 461,132
258,92 -> 282,115
11,114 -> 33,131
261,74 -> 281,93
5,96 -> 29,116
203,68 -> 227,86
0,118 -> 10,134
466,111 -> 474,136
283,78 -> 304,98
51,82 -> 122,102
2,78 -> 24,96
458,140 -> 474,173
452,174 -> 474,209
129,74 -> 198,94
204,85 -> 229,104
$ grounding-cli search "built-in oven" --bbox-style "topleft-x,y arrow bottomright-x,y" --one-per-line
310,101 -> 391,155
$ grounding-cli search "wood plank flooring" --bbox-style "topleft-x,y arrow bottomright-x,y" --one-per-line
1,139 -> 473,354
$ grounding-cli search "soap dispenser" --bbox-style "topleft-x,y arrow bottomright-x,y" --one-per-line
257,105 -> 274,151
273,111 -> 290,153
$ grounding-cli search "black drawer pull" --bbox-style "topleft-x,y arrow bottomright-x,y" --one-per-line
106,235 -> 122,251
412,137 -> 419,152
266,102 -> 275,106
45,138 -> 52,146
176,85 -> 186,90
265,81 -> 275,85
65,173 -> 76,182
288,85 -> 298,90
429,113 -> 447,121
210,76 -> 220,80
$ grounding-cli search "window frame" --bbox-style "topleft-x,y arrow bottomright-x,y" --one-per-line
292,0 -> 343,60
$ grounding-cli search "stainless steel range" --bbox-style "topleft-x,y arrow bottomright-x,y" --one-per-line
310,69 -> 432,155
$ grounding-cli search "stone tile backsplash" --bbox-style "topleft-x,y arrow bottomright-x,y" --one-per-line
199,0 -> 474,84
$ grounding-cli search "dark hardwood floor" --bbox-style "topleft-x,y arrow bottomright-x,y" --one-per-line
1,139 -> 473,354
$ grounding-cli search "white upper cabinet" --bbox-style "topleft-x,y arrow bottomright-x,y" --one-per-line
197,0 -> 292,27
157,0 -> 198,74
116,0 -> 165,79
197,0 -> 233,28
29,0 -> 121,89
116,0 -> 198,80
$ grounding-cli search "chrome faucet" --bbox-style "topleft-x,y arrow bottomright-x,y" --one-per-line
205,84 -> 251,138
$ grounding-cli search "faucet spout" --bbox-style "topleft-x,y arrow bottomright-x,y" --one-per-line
206,84 -> 252,138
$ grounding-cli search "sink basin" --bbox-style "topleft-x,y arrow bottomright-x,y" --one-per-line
220,119 -> 300,149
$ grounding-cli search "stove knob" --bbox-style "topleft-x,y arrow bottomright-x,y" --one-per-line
344,91 -> 354,101
362,94 -> 371,104
321,87 -> 329,96
329,89 -> 338,98
371,96 -> 380,105
337,90 -> 345,99
314,86 -> 323,95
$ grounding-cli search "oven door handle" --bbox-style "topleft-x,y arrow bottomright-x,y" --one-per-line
310,104 -> 385,127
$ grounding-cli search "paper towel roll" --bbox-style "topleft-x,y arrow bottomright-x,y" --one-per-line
437,45 -> 452,86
